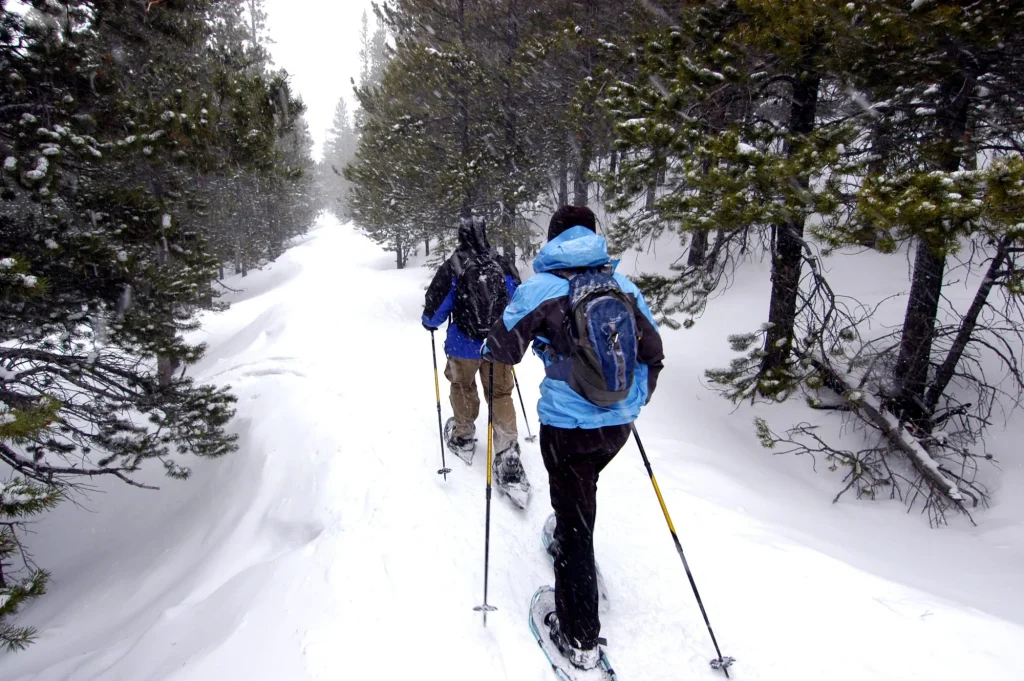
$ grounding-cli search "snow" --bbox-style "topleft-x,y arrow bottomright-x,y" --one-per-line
736,142 -> 758,155
0,214 -> 1022,681
25,157 -> 48,181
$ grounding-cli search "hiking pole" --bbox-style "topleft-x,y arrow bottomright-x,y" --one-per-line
430,331 -> 452,479
631,424 -> 735,676
473,360 -> 498,626
510,366 -> 536,443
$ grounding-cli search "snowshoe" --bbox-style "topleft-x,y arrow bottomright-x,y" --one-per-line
542,514 -> 609,613
444,417 -> 476,465
493,442 -> 530,509
528,586 -> 617,681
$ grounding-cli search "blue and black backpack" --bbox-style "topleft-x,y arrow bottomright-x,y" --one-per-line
557,266 -> 640,407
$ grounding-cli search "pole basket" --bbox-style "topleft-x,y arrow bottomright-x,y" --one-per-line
711,656 -> 736,674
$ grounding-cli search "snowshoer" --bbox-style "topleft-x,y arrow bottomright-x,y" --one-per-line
485,206 -> 664,671
422,217 -> 530,503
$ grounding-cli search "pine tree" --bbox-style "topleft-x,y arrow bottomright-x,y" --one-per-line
0,0 -> 315,644
606,1 -> 859,398
319,97 -> 358,217
0,473 -> 61,651
838,0 -> 1024,430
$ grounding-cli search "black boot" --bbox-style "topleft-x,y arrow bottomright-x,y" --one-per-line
444,417 -> 476,464
492,442 -> 530,507
543,612 -> 600,671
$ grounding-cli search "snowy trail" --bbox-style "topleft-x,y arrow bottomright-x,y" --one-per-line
1,214 -> 1022,681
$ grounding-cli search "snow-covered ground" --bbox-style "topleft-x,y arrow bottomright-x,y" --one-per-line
1,213 -> 1022,681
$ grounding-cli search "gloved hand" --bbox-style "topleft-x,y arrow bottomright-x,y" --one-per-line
423,322 -> 438,332
480,340 -> 493,362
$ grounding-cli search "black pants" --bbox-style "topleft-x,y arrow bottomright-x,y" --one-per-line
540,422 -> 632,649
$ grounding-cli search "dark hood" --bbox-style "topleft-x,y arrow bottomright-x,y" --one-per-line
457,216 -> 491,256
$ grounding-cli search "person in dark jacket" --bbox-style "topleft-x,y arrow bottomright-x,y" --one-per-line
484,205 -> 664,670
422,217 -> 529,498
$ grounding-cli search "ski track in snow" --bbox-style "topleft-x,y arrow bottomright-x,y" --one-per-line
1,213 -> 1023,681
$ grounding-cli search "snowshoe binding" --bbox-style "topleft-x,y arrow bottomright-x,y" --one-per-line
547,613 -> 601,671
444,417 -> 476,465
493,441 -> 530,509
528,586 -> 616,681
541,514 -> 609,613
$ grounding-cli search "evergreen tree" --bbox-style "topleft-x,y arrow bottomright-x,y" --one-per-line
837,0 -> 1024,432
0,472 -> 61,651
0,0 -> 315,643
319,97 -> 358,218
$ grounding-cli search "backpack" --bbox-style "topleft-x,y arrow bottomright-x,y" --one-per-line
559,267 -> 639,407
452,253 -> 509,340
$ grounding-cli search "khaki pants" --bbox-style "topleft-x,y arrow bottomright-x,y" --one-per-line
445,357 -> 518,453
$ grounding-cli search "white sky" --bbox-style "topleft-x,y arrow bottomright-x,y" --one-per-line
264,0 -> 375,161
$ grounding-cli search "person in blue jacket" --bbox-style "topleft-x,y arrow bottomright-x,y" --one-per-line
422,217 -> 529,495
484,206 -> 664,670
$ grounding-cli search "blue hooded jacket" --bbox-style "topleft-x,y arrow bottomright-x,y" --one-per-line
422,274 -> 518,359
485,226 -> 664,429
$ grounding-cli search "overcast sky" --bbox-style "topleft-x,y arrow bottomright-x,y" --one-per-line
264,0 -> 375,161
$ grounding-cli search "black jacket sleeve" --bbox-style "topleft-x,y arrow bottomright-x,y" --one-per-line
423,260 -> 454,321
496,254 -> 522,285
486,300 -> 556,366
634,307 -> 665,401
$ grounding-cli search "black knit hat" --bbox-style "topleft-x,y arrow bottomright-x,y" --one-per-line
547,205 -> 597,241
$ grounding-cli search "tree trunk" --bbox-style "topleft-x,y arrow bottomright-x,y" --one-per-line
424,239 -> 430,257
892,243 -> 945,421
456,0 -> 472,218
760,47 -> 821,385
573,139 -> 591,207
500,0 -> 520,264
893,74 -> 973,426
812,359 -> 965,506
571,0 -> 594,208
924,236 -> 1013,413
644,174 -> 656,210
687,230 -> 709,269
157,355 -> 180,389
558,152 -> 569,207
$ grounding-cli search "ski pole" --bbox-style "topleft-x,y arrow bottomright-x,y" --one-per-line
473,360 -> 498,626
632,424 -> 734,676
430,331 -> 452,479
510,366 -> 536,443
